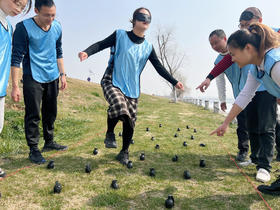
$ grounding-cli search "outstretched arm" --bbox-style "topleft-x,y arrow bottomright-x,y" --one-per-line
196,54 -> 233,92
211,72 -> 260,136
207,54 -> 234,80
78,31 -> 116,62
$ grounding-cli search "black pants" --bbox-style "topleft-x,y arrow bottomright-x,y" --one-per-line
23,75 -> 59,148
107,114 -> 134,151
246,91 -> 276,172
275,116 -> 280,154
236,108 -> 249,153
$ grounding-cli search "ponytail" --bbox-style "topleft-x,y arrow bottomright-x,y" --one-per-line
228,23 -> 280,57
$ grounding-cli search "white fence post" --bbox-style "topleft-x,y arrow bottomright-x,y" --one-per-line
204,100 -> 209,110
214,101 -> 219,113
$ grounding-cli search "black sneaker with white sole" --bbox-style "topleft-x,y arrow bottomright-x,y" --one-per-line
0,168 -> 6,178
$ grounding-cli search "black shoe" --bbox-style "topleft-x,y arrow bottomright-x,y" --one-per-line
258,176 -> 280,196
42,141 -> 68,152
104,132 -> 117,148
236,150 -> 248,162
0,168 -> 6,178
29,148 -> 46,164
116,150 -> 129,165
276,153 -> 280,162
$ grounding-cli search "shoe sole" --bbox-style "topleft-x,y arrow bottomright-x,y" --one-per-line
256,176 -> 270,183
105,143 -> 117,148
104,140 -> 117,148
238,163 -> 254,167
258,189 -> 280,196
236,158 -> 246,162
115,155 -> 128,165
29,158 -> 46,165
41,147 -> 68,152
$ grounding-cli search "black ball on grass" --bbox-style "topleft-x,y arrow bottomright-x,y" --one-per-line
183,170 -> 191,179
111,180 -> 119,189
149,168 -> 156,177
47,160 -> 54,169
93,148 -> 98,155
127,161 -> 133,169
172,155 -> 178,162
200,160 -> 206,167
165,195 -> 174,208
140,153 -> 145,161
85,164 -> 92,173
54,181 -> 62,194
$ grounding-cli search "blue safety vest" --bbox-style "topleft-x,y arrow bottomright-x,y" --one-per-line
23,18 -> 61,83
110,29 -> 153,98
0,21 -> 12,97
250,48 -> 280,98
215,53 -> 267,98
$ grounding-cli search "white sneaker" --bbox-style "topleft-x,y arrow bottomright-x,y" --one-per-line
256,168 -> 271,182
0,168 -> 6,178
238,159 -> 255,167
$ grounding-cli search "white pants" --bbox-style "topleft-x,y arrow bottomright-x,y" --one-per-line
0,97 -> 5,133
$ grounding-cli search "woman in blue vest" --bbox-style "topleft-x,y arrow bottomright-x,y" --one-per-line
212,23 -> 280,183
79,7 -> 184,165
0,0 -> 32,178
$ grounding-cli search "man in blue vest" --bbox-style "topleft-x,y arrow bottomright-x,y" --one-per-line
209,29 -> 250,162
11,0 -> 67,164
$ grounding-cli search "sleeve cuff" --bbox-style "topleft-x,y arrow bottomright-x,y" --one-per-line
11,63 -> 21,68
172,80 -> 178,86
206,74 -> 214,81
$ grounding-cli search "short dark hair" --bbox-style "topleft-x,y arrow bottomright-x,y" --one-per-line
35,0 -> 55,11
130,7 -> 151,27
209,29 -> 226,39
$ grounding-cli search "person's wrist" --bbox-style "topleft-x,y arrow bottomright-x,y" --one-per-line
206,74 -> 214,81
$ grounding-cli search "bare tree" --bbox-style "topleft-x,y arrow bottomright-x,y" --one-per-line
173,72 -> 190,99
155,27 -> 188,102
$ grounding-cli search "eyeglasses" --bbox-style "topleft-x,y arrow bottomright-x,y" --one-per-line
238,22 -> 251,29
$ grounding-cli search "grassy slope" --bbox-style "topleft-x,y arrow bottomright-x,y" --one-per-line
0,78 -> 279,210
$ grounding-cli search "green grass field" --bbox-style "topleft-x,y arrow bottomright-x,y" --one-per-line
0,78 -> 279,209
